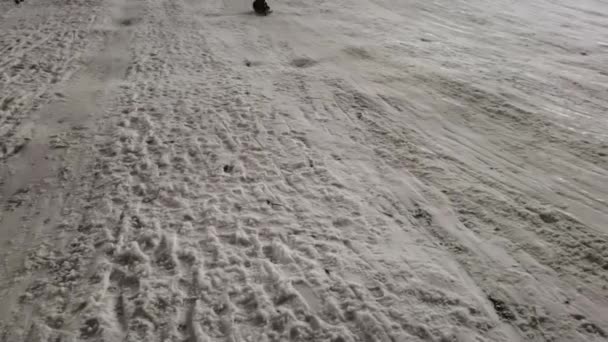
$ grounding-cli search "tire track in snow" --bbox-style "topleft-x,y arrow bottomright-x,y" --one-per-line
0,0 -> 135,339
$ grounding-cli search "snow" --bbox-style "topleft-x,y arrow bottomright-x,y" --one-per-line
0,0 -> 607,340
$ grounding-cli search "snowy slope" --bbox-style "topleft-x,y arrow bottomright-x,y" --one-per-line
0,0 -> 607,341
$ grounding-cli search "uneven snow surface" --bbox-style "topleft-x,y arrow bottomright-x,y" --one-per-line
1,0 -> 607,340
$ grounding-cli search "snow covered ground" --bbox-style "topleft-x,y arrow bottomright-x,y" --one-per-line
0,0 -> 607,340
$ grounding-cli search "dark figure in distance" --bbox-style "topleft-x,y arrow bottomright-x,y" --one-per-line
253,0 -> 271,15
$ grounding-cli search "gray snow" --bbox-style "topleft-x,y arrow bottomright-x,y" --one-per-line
0,0 -> 607,341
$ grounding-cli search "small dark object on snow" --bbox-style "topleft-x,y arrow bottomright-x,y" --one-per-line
15,0 -> 24,4
253,0 -> 271,15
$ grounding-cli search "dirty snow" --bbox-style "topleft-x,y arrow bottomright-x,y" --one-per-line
0,0 -> 607,341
